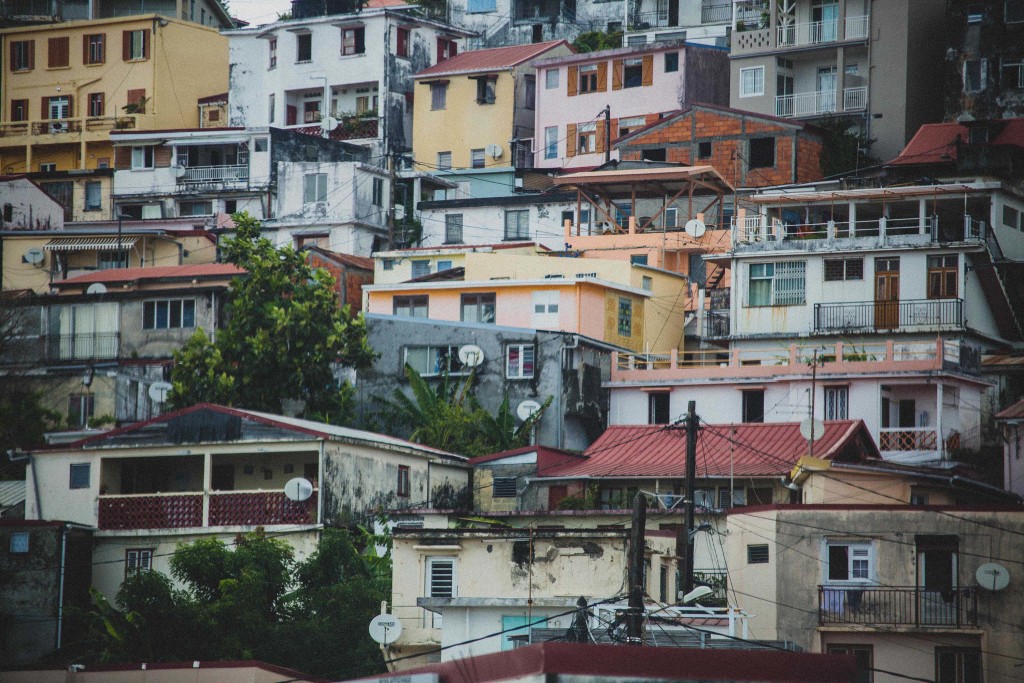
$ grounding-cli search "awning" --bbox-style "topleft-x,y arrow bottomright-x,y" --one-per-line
45,236 -> 139,251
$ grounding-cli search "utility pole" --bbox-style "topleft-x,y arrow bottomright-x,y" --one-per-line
676,400 -> 699,598
626,492 -> 647,645
604,105 -> 611,164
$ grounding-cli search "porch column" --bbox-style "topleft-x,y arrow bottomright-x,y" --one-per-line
202,451 -> 212,526
919,197 -> 928,234
848,202 -> 857,237
936,384 -> 945,460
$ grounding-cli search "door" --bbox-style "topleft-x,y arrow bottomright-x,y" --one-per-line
874,257 -> 900,330
668,0 -> 679,25
286,104 -> 297,126
816,66 -> 837,113
548,485 -> 568,509
211,464 -> 234,491
49,95 -> 70,122
917,535 -> 958,624
812,0 -> 839,41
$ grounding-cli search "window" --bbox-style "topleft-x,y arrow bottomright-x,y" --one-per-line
825,386 -> 848,420
397,465 -> 410,497
11,40 -> 34,71
48,37 -> 69,68
1004,57 -> 1024,90
664,51 -> 679,73
393,295 -> 428,318
824,258 -> 863,281
936,648 -> 981,683
296,32 -> 312,62
471,148 -> 486,169
85,34 -> 105,64
131,146 -> 154,169
98,249 -> 128,269
11,99 -> 28,121
437,260 -> 453,272
1009,0 -> 1024,22
577,122 -> 596,154
826,542 -> 872,582
1004,205 -> 1022,230
39,163 -> 57,172
504,209 -> 529,240
747,544 -> 770,564
427,557 -> 456,604
224,200 -> 238,213
68,394 -> 94,427
748,261 -> 805,306
430,82 -> 447,110
143,299 -> 196,329
698,141 -> 712,159
268,94 -> 276,123
524,74 -> 536,109
826,645 -> 873,683
85,182 -> 102,211
397,27 -> 410,57
467,0 -> 497,11
461,293 -> 496,324
126,548 -> 153,575
406,345 -> 468,376
303,99 -> 321,123
749,137 -> 775,168
303,173 -> 327,203
962,59 -> 987,93
623,58 -> 643,88
642,276 -> 652,291
70,463 -> 91,489
88,92 -> 104,117
476,76 -> 497,104
642,148 -> 666,162
742,389 -> 764,423
123,29 -> 148,61
506,344 -> 535,379
179,200 -> 213,216
617,297 -> 632,336
545,68 -> 559,89
740,66 -> 765,97
9,532 -> 29,554
436,37 -> 457,62
493,477 -> 517,498
254,137 -> 268,152
648,392 -> 669,424
437,151 -> 452,170
268,38 -> 277,68
579,64 -> 599,93
445,214 -> 463,243
928,255 -> 958,299
618,116 -> 646,137
719,487 -> 746,508
372,177 -> 384,206
382,258 -> 395,271
342,27 -> 365,56
544,126 -> 558,159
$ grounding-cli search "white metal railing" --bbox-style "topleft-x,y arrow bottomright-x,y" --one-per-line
845,14 -> 869,39
731,213 -> 982,245
776,14 -> 868,46
593,603 -> 750,639
775,90 -> 837,117
844,86 -> 867,110
182,165 -> 249,183
701,1 -> 731,23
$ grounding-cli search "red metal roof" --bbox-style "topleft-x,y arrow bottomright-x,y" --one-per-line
56,264 -> 245,286
471,445 -> 586,468
415,40 -> 571,79
538,421 -> 878,480
889,119 -> 1024,166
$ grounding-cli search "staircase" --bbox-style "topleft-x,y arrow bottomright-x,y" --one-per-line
975,225 -> 1024,341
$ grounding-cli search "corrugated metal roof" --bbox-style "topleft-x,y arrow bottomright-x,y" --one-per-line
0,480 -> 26,509
415,40 -> 570,79
996,399 -> 1024,420
889,119 -> 1024,167
539,421 -> 874,479
57,264 -> 245,285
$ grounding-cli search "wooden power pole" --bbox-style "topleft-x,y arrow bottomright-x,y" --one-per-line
626,492 -> 647,644
676,400 -> 699,598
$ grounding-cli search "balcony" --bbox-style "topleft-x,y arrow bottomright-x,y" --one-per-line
0,115 -> 138,146
813,299 -> 963,334
46,333 -> 120,361
288,116 -> 380,143
98,489 -> 318,530
775,86 -> 866,118
701,1 -> 731,23
776,14 -> 869,48
732,212 -> 983,250
879,428 -> 961,453
819,585 -> 977,628
180,165 -> 249,185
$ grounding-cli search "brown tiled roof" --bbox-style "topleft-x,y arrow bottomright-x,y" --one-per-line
415,40 -> 571,79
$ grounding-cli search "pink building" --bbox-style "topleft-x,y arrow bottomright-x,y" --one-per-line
532,41 -> 729,170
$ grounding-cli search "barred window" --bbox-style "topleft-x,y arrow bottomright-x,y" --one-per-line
493,477 -> 517,498
824,258 -> 863,281
748,261 -> 805,306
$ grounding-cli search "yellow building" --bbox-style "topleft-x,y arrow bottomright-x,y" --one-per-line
411,40 -> 572,172
0,15 -> 229,175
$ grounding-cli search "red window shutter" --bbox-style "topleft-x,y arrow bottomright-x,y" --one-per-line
47,37 -> 57,67
127,88 -> 146,106
142,29 -> 150,59
41,96 -> 49,119
9,42 -> 15,68
122,31 -> 131,61
449,41 -> 456,57
82,35 -> 89,64
67,94 -> 73,116
28,40 -> 34,69
436,37 -> 444,62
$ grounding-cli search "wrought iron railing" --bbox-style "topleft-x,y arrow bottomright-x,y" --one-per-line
813,299 -> 963,333
46,333 -> 120,361
0,115 -> 137,139
705,310 -> 731,338
819,585 -> 977,627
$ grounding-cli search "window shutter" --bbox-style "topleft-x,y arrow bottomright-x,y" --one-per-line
47,37 -> 58,66
142,29 -> 150,59
596,61 -> 608,92
567,65 -> 578,96
154,145 -> 172,167
436,37 -> 444,62
66,95 -> 73,116
356,27 -> 365,53
566,123 -> 577,157
82,35 -> 89,63
612,59 -> 623,90
641,55 -> 654,86
596,119 -> 605,154
9,42 -> 15,67
122,30 -> 131,60
449,41 -> 456,57
41,97 -> 49,119
28,40 -> 35,69
127,88 -> 146,108
114,146 -> 132,169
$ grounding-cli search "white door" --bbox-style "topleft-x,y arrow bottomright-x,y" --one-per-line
817,67 -> 837,113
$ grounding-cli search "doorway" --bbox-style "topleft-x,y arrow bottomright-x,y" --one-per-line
874,257 -> 900,330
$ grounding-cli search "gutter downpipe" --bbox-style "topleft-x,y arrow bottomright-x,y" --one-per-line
56,523 -> 68,650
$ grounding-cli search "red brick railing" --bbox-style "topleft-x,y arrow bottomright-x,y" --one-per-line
99,494 -> 203,530
97,490 -> 318,530
209,490 -> 318,526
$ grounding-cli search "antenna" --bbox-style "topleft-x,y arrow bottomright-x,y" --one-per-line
320,116 -> 340,133
86,283 -> 107,295
148,381 -> 172,404
976,563 -> 1010,591
458,345 -> 484,367
23,247 -> 44,265
516,400 -> 541,421
684,218 -> 706,238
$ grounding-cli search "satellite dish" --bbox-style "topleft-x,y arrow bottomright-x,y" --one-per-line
458,345 -> 484,367
284,477 -> 314,502
684,218 -> 707,238
174,165 -> 188,178
516,399 -> 542,421
148,381 -> 172,403
394,204 -> 406,220
321,116 -> 340,133
86,283 -> 107,295
368,613 -> 403,645
800,418 -> 825,442
976,563 -> 1010,591
24,248 -> 45,265
485,143 -> 502,159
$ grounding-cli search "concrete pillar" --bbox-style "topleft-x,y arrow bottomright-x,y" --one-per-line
202,451 -> 212,526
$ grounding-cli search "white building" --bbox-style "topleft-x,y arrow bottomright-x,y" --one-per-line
623,0 -> 732,47
225,1 -> 471,158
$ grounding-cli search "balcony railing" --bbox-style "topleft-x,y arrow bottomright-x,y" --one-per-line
732,213 -> 982,247
879,428 -> 961,452
776,14 -> 869,47
813,299 -> 963,333
632,10 -> 674,28
701,1 -> 731,23
180,165 -> 250,184
98,490 -> 319,530
289,116 -> 379,142
705,310 -> 731,338
819,585 -> 977,627
775,87 -> 866,118
0,115 -> 138,140
46,333 -> 120,361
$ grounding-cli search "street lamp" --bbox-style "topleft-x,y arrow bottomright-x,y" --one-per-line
116,214 -> 132,267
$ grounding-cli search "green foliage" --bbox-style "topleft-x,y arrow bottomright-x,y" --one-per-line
816,116 -> 878,178
77,529 -> 387,678
0,386 -> 60,478
168,213 -> 375,421
572,31 -> 623,53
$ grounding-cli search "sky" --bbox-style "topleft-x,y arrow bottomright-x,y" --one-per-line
229,0 -> 293,26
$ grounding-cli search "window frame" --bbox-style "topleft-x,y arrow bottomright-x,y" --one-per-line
506,343 -> 536,379
504,209 -> 530,240
935,647 -> 981,683
11,40 -> 34,71
617,297 -> 632,337
826,644 -> 873,683
397,465 -> 411,497
648,391 -> 670,424
131,146 -> 154,169
742,389 -> 764,423
430,81 -> 448,110
405,345 -> 468,376
396,26 -> 411,58
296,32 -> 312,62
471,148 -> 486,169
341,26 -> 365,56
125,29 -> 148,61
9,532 -> 30,553
85,33 -> 105,65
460,293 -> 496,324
393,295 -> 428,318
88,92 -> 105,117
579,64 -> 599,94
747,261 -> 805,307
475,76 -> 497,104
825,540 -> 874,583
70,463 -> 91,489
576,121 -> 596,154
125,548 -> 153,575
544,126 -> 558,159
445,213 -> 464,244
823,257 -> 863,282
372,177 -> 384,207
664,51 -> 679,73
437,151 -> 452,170
268,37 -> 277,68
623,57 -> 644,89
747,544 -> 770,564
545,68 -> 559,89
426,556 -> 457,599
824,385 -> 849,420
748,136 -> 776,169
143,298 -> 197,330
303,172 -> 328,204
739,66 -> 765,97
927,254 -> 958,299
492,477 -> 518,498
84,181 -> 102,211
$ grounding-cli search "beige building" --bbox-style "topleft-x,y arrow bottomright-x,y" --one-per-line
728,0 -> 946,162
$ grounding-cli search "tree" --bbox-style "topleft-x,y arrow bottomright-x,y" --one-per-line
168,214 -> 375,422
816,116 -> 878,178
572,30 -> 623,53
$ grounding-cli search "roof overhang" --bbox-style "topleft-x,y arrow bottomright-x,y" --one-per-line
45,236 -> 139,251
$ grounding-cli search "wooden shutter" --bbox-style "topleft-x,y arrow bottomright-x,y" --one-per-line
612,59 -> 623,90
9,42 -> 15,68
114,146 -> 131,169
566,123 -> 577,157
48,37 -> 69,68
82,35 -> 89,64
154,145 -> 172,167
142,29 -> 150,59
596,119 -> 605,154
41,96 -> 49,119
641,55 -> 653,86
449,40 -> 456,57
596,61 -> 608,92
436,37 -> 444,62
27,40 -> 35,69
567,65 -> 578,97
127,88 -> 146,108
66,95 -> 73,117
122,30 -> 131,60
355,27 -> 365,54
